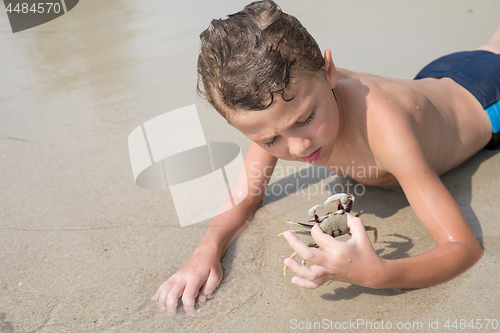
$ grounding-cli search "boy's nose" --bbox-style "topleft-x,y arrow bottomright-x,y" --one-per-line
288,136 -> 311,156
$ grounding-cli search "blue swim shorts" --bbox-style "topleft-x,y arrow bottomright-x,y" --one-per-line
414,50 -> 500,150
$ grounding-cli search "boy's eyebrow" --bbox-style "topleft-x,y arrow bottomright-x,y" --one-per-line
256,105 -> 314,143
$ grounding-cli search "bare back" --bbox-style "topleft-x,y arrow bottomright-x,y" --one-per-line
324,69 -> 493,186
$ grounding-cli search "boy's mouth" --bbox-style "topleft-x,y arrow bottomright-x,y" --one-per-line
300,148 -> 322,163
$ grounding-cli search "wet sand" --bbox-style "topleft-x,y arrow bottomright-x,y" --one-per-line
1,0 -> 500,332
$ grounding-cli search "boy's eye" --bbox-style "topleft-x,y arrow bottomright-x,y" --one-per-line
296,111 -> 316,127
265,136 -> 277,148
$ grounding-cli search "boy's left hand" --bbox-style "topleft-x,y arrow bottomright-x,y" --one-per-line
282,213 -> 384,289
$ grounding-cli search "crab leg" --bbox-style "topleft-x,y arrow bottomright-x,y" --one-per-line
364,226 -> 378,243
277,229 -> 312,238
285,218 -> 317,228
283,242 -> 319,276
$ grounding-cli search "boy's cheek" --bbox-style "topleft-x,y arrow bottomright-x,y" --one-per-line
265,146 -> 290,159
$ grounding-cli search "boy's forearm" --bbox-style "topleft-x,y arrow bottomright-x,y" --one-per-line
368,140 -> 484,289
197,196 -> 261,259
197,142 -> 277,259
375,240 -> 483,289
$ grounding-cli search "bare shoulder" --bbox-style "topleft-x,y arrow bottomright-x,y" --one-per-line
340,72 -> 489,176
361,81 -> 418,163
338,75 -> 421,184
340,74 -> 418,135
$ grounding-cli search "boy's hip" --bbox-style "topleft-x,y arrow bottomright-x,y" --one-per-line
414,50 -> 500,149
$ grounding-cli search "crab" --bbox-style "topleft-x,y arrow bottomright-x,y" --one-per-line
277,193 -> 377,275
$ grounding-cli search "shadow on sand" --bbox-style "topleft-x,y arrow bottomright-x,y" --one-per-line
254,149 -> 498,300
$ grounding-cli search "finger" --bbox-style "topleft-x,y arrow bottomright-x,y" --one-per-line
310,223 -> 342,251
152,288 -> 160,301
199,269 -> 221,302
153,278 -> 174,306
285,258 -> 330,282
284,257 -> 321,281
346,213 -> 371,243
152,278 -> 173,302
291,274 -> 329,289
165,281 -> 186,314
283,231 -> 325,265
157,284 -> 172,311
155,288 -> 168,310
152,283 -> 163,301
182,279 -> 202,315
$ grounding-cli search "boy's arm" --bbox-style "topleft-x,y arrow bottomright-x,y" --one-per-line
367,110 -> 483,288
152,142 -> 277,314
283,106 -> 482,289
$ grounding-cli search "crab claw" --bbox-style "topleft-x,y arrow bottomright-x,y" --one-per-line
324,193 -> 348,207
308,205 -> 323,218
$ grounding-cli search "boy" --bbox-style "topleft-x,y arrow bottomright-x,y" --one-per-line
152,0 -> 500,314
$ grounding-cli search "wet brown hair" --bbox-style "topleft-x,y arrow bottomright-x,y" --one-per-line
197,0 -> 325,120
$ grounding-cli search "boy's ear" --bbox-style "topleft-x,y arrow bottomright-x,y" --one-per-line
324,49 -> 337,88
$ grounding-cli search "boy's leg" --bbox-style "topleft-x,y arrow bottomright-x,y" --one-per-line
476,23 -> 500,54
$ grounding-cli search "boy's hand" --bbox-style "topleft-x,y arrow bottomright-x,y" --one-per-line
283,213 -> 384,288
152,247 -> 222,315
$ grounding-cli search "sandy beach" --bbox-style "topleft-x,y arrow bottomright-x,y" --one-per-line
1,0 -> 500,332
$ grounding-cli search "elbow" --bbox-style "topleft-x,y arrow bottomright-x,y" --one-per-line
459,239 -> 483,268
470,241 -> 484,264
450,239 -> 483,272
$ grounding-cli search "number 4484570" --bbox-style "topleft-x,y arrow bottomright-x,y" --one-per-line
443,318 -> 498,330
5,2 -> 62,14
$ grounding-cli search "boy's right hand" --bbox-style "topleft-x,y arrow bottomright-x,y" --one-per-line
151,246 -> 222,315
